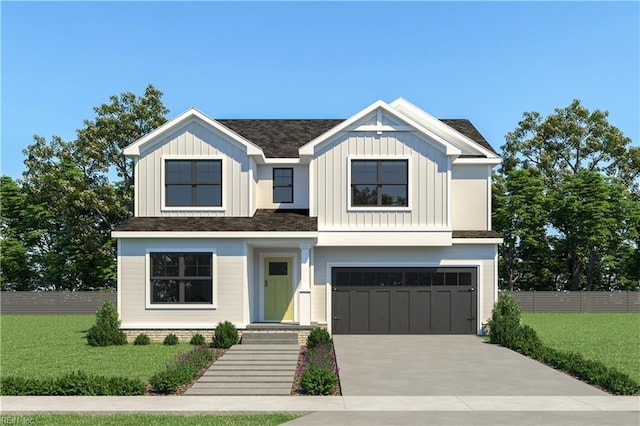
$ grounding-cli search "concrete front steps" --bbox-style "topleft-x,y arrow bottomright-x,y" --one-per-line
184,344 -> 300,396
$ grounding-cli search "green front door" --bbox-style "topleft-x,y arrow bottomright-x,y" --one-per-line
264,257 -> 293,321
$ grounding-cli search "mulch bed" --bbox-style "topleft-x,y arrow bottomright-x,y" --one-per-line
290,346 -> 342,396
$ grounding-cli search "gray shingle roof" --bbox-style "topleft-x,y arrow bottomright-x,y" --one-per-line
218,118 -> 496,158
452,230 -> 501,239
115,210 -> 317,232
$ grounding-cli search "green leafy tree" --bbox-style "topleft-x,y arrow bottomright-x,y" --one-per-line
497,100 -> 639,291
0,176 -> 33,290
6,85 -> 168,290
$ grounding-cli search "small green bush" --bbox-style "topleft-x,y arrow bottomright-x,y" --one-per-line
86,300 -> 127,347
212,321 -> 238,349
134,333 -> 151,346
163,333 -> 179,345
300,365 -> 337,395
487,291 -> 521,346
306,327 -> 332,349
190,333 -> 206,346
149,346 -> 216,394
0,371 -> 145,396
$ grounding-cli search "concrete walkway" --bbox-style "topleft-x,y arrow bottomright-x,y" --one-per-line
184,344 -> 299,396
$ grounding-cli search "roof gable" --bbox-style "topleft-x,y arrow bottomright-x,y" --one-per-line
299,100 -> 463,157
390,98 -> 499,158
123,108 -> 263,157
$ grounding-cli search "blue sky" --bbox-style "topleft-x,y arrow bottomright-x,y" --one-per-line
2,1 -> 638,179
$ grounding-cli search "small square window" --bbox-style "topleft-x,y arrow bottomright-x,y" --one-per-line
269,262 -> 288,276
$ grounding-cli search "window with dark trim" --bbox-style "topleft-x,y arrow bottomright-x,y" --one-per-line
150,252 -> 212,304
273,168 -> 293,203
351,160 -> 408,207
165,160 -> 222,207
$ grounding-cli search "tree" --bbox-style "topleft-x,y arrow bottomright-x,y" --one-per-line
497,100 -> 639,291
6,85 -> 169,290
0,176 -> 33,290
493,169 -> 554,290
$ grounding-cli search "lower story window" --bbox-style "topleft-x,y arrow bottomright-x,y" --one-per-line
150,252 -> 213,304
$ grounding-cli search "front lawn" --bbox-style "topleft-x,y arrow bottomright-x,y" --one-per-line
521,313 -> 640,382
0,315 -> 191,381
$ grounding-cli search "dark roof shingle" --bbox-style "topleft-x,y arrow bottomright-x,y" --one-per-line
217,118 -> 496,158
452,230 -> 501,239
115,209 -> 317,232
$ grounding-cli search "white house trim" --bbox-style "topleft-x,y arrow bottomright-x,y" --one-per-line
317,231 -> 452,246
452,238 -> 503,244
112,231 -> 318,239
390,98 -> 500,159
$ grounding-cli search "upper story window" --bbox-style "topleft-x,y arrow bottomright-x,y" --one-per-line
273,168 -> 293,203
165,160 -> 222,207
351,159 -> 408,207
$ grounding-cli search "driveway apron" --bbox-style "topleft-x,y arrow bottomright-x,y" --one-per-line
333,335 -> 607,396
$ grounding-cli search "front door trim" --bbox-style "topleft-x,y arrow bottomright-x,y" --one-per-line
259,252 -> 298,322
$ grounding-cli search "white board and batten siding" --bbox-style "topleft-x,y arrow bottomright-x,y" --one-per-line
312,131 -> 449,230
135,120 -> 253,217
312,245 -> 498,332
118,239 -> 246,329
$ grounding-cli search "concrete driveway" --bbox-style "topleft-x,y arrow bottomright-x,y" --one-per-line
333,335 -> 607,396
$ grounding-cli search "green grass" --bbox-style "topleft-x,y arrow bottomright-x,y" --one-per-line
0,315 -> 193,381
521,313 -> 640,382
5,414 -> 301,425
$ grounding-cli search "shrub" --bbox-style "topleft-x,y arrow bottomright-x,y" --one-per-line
301,365 -> 338,395
190,333 -> 206,346
163,333 -> 179,345
306,327 -> 332,349
306,343 -> 337,371
487,295 -> 640,395
86,300 -> 127,347
0,371 -> 145,396
212,321 -> 238,349
134,333 -> 151,346
487,291 -> 521,346
149,346 -> 216,394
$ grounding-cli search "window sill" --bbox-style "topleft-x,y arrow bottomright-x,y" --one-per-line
348,206 -> 412,212
161,206 -> 226,212
145,303 -> 217,310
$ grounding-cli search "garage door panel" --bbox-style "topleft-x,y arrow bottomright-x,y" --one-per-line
390,290 -> 410,333
450,288 -> 475,334
370,290 -> 390,333
431,290 -> 451,334
410,290 -> 430,333
332,267 -> 477,334
349,290 -> 371,333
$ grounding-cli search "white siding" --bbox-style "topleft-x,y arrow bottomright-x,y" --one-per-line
312,131 -> 449,229
451,164 -> 490,230
119,239 -> 246,328
313,245 -> 498,332
256,164 -> 309,209
136,120 -> 252,217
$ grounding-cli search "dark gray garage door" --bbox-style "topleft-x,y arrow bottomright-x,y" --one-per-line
332,267 -> 477,334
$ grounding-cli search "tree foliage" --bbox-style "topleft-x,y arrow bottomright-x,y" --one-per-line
496,100 -> 639,291
1,85 -> 168,291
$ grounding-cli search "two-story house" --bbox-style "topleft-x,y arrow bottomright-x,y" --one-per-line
112,98 -> 501,340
